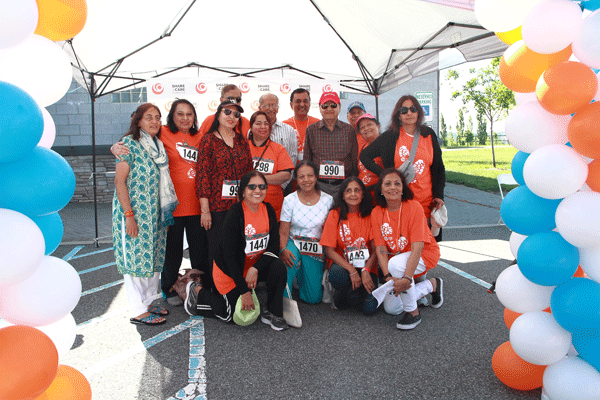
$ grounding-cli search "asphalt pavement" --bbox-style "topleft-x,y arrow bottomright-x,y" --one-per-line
49,184 -> 542,400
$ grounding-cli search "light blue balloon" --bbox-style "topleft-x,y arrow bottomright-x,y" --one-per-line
517,231 -> 579,286
581,0 -> 600,11
31,212 -> 63,255
511,151 -> 529,186
0,147 -> 75,217
0,81 -> 44,163
551,278 -> 600,332
500,186 -> 561,235
572,328 -> 600,373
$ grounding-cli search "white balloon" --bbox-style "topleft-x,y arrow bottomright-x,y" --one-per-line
510,311 -> 572,365
496,264 -> 555,313
510,231 -> 528,258
38,107 -> 56,149
572,9 -> 600,69
0,34 -> 72,107
523,144 -> 588,199
37,313 -> 76,358
556,191 -> 600,248
567,344 -> 579,357
0,256 -> 81,326
522,0 -> 583,54
514,91 -> 538,105
543,357 -> 600,400
0,208 -> 45,286
505,101 -> 571,153
475,0 -> 543,32
579,246 -> 600,283
0,1 -> 38,49
541,387 -> 550,400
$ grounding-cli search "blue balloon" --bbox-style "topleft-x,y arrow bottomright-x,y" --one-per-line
0,81 -> 44,163
517,231 -> 579,286
582,0 -> 600,11
551,278 -> 600,332
500,186 -> 561,235
572,328 -> 600,373
0,147 -> 75,217
30,212 -> 63,255
511,151 -> 529,186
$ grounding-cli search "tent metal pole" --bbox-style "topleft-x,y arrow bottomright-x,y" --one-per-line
375,95 -> 380,121
90,75 -> 100,247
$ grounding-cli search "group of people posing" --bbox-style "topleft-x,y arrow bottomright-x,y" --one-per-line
111,84 -> 446,332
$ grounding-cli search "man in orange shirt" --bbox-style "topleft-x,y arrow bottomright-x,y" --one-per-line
283,88 -> 320,162
198,84 -> 251,136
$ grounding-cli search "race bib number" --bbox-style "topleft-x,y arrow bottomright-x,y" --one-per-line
319,160 -> 344,180
176,142 -> 198,163
253,157 -> 275,174
221,180 -> 239,199
293,236 -> 323,257
245,232 -> 269,257
345,246 -> 369,268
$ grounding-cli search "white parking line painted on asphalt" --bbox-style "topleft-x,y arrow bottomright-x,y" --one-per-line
82,317 -> 203,380
63,245 -> 85,261
80,280 -> 124,296
78,261 -> 116,275
70,247 -> 114,260
167,317 -> 207,400
437,260 -> 492,289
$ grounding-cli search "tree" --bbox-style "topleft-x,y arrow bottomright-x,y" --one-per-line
456,108 -> 465,146
465,115 -> 474,146
440,114 -> 448,146
477,111 -> 487,145
448,57 -> 516,167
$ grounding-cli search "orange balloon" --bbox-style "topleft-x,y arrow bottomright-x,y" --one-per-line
568,102 -> 600,159
35,0 -> 88,41
496,26 -> 522,45
35,365 -> 92,400
587,160 -> 600,192
573,265 -> 587,278
499,41 -> 572,93
492,341 -> 546,391
0,326 -> 59,400
536,61 -> 598,115
503,308 -> 522,330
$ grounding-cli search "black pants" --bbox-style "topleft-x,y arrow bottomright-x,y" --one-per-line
161,215 -> 211,296
193,253 -> 287,321
205,210 -> 228,268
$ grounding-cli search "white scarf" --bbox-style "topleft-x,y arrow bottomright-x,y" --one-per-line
138,130 -> 178,226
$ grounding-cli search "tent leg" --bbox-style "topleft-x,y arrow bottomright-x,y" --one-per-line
375,94 -> 379,121
90,77 -> 99,247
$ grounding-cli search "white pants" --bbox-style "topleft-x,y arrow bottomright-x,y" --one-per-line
123,273 -> 161,317
383,252 -> 433,315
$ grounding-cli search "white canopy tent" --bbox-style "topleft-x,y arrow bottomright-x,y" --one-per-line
60,0 -> 507,242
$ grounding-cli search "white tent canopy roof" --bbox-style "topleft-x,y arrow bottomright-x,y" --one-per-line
63,0 -> 507,97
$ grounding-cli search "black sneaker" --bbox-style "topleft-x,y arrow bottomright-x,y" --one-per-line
261,310 -> 289,331
184,281 -> 199,316
396,312 -> 421,330
431,278 -> 444,309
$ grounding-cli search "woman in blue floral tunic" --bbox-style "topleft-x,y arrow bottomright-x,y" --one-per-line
112,103 -> 178,326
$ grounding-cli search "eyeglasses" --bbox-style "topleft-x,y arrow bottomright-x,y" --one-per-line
246,184 -> 268,190
226,96 -> 242,104
260,103 -> 279,110
399,106 -> 418,115
222,108 -> 241,118
320,103 -> 338,109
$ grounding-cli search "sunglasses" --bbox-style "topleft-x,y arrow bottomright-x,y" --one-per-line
222,108 -> 241,118
399,106 -> 418,115
246,184 -> 268,190
320,103 -> 338,109
227,96 -> 242,104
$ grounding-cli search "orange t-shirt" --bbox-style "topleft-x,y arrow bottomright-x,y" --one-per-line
283,116 -> 320,159
371,202 -> 439,276
358,142 -> 383,188
248,139 -> 294,219
393,128 -> 434,218
320,210 -> 375,274
213,202 -> 270,295
198,114 -> 251,138
159,126 -> 201,216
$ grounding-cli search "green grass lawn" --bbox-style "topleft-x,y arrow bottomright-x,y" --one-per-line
442,146 -> 519,192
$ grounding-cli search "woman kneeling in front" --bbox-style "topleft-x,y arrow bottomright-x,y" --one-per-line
372,168 -> 443,330
184,171 -> 289,331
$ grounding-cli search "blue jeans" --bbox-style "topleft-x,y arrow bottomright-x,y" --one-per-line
328,263 -> 378,315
